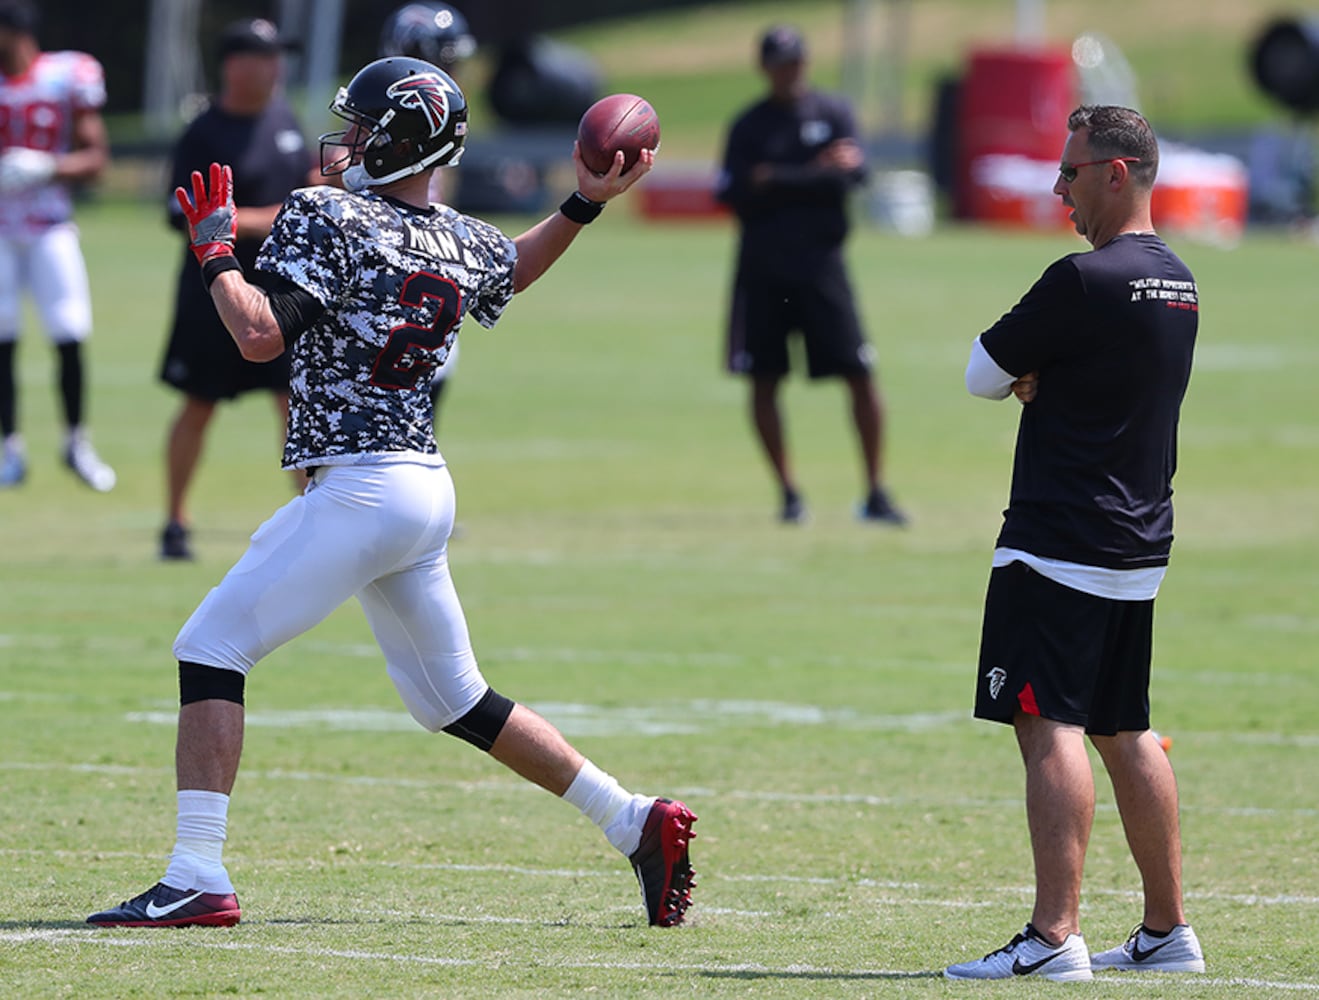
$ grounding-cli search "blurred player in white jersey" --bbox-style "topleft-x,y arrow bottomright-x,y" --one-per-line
379,2 -> 476,428
0,0 -> 114,490
88,55 -> 696,931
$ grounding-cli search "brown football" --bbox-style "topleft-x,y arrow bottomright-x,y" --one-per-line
576,94 -> 661,175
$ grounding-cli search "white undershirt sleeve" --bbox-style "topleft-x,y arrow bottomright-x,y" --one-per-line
965,336 -> 1016,400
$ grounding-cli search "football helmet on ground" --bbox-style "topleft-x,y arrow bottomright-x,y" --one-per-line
320,56 -> 468,192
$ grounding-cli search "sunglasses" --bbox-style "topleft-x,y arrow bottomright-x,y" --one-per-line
1057,157 -> 1141,183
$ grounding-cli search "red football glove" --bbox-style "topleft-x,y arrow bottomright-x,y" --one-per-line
175,162 -> 237,265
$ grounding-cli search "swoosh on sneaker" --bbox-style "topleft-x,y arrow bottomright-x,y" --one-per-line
144,890 -> 204,920
1012,952 -> 1062,976
1130,939 -> 1174,963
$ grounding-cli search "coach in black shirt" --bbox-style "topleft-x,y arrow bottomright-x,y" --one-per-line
715,25 -> 904,526
946,106 -> 1205,982
157,19 -> 317,560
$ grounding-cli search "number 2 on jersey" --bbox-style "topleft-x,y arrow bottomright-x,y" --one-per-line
371,271 -> 463,390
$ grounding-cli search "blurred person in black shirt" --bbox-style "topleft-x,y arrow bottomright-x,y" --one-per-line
715,25 -> 905,526
158,19 -> 318,560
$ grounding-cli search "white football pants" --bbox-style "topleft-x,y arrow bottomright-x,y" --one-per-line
0,223 -> 93,342
174,461 -> 488,731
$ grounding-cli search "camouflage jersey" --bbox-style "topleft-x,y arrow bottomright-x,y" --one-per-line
256,185 -> 516,470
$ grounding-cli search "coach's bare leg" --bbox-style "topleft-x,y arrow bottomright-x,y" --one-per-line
751,375 -> 798,496
166,396 -> 217,526
1091,730 -> 1187,932
176,700 -> 244,794
844,372 -> 884,492
1015,713 -> 1093,944
488,703 -> 585,796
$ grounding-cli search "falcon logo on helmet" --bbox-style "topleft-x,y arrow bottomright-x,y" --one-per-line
386,73 -> 456,138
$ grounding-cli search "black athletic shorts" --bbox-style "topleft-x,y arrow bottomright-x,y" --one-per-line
159,307 -> 291,402
973,560 -> 1154,735
725,260 -> 873,379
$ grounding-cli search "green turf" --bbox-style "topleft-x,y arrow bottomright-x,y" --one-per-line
1,194 -> 1316,998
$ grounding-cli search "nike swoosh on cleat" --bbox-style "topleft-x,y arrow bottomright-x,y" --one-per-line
1130,939 -> 1173,962
1012,952 -> 1062,976
144,891 -> 204,920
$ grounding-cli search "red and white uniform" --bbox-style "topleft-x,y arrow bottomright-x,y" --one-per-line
0,50 -> 104,342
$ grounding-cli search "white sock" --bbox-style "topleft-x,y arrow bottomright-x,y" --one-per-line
561,760 -> 655,855
602,795 -> 658,857
162,790 -> 234,894
3,433 -> 23,458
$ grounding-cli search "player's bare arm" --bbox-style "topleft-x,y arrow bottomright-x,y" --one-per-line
511,143 -> 654,294
208,271 -> 286,363
53,106 -> 109,184
176,162 -> 285,362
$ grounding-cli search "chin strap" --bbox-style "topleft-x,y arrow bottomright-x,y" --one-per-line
341,144 -> 464,193
340,163 -> 374,193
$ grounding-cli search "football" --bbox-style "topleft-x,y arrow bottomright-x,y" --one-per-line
576,94 -> 661,175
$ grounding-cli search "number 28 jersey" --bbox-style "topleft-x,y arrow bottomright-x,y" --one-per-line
257,186 -> 517,470
0,50 -> 105,233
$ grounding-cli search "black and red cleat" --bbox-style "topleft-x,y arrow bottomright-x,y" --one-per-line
628,797 -> 697,927
87,882 -> 241,928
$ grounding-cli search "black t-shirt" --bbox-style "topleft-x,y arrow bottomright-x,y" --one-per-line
981,233 -> 1198,569
715,90 -> 865,278
167,98 -> 313,325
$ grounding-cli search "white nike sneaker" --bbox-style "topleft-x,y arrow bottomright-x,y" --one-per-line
945,923 -> 1093,981
1090,923 -> 1205,973
64,438 -> 116,492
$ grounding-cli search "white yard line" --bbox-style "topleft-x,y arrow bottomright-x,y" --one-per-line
2,756 -> 1317,819
1,929 -> 1317,991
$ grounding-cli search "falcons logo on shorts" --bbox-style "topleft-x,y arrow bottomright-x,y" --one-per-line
986,666 -> 1007,700
387,74 -> 456,137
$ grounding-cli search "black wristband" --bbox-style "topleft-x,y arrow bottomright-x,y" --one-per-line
559,191 -> 605,225
200,253 -> 242,291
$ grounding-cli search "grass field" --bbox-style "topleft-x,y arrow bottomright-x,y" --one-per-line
1,190 -> 1318,999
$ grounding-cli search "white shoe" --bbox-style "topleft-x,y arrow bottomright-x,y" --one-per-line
64,438 -> 116,492
0,449 -> 25,487
1090,923 -> 1205,973
945,923 -> 1093,982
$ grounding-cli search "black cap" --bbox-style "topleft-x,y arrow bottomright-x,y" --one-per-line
218,18 -> 298,59
760,25 -> 805,66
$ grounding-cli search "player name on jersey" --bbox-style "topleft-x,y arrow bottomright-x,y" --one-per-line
404,222 -> 462,261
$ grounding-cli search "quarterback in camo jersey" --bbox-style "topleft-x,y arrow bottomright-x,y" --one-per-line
87,56 -> 698,931
261,186 -> 513,465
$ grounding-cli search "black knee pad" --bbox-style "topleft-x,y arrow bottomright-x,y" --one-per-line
442,688 -> 514,751
178,661 -> 246,706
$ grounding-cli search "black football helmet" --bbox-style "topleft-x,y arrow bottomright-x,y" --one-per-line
320,56 -> 468,191
379,3 -> 475,71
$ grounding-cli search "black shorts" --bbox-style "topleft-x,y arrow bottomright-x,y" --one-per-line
725,261 -> 873,379
973,561 -> 1153,735
159,307 -> 290,402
